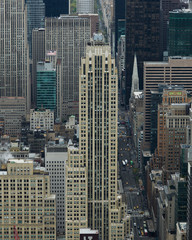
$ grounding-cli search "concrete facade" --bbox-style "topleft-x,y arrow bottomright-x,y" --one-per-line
45,143 -> 67,234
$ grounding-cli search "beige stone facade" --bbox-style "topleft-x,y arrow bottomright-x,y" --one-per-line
65,147 -> 88,240
0,159 -> 56,240
65,40 -> 131,240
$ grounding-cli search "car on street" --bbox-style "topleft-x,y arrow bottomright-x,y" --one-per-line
134,223 -> 136,227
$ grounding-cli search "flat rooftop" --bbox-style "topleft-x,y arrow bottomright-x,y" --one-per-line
80,228 -> 99,234
8,159 -> 33,164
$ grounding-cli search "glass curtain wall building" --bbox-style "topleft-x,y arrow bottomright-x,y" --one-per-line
36,61 -> 56,111
169,9 -> 192,56
26,0 -> 45,58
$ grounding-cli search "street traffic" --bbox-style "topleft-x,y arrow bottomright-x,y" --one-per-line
118,109 -> 156,240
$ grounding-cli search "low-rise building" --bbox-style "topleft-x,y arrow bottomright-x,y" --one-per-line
30,108 -> 54,131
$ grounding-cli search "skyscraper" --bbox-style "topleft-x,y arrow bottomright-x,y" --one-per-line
114,0 -> 125,53
169,9 -> 192,56
26,0 -> 45,58
43,0 -> 69,16
45,142 -> 68,234
45,15 -> 91,120
77,36 -> 130,240
160,0 -> 188,54
36,61 -> 56,110
32,28 -> 45,106
0,0 -> 30,110
77,0 -> 94,13
125,0 -> 161,104
143,57 -> 192,151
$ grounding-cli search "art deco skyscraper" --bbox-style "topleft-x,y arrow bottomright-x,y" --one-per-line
0,0 -> 30,110
77,0 -> 94,13
77,36 -> 130,240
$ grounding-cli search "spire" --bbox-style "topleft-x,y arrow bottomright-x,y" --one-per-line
131,53 -> 139,97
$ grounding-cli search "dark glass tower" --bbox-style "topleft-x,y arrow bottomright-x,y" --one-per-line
43,0 -> 69,16
160,0 -> 188,55
26,0 -> 45,58
169,9 -> 192,56
125,0 -> 161,105
114,0 -> 125,53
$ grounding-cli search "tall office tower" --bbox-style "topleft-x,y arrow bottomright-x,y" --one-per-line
114,0 -> 125,53
43,0 -> 69,16
36,61 -> 56,111
45,16 -> 91,121
0,0 -> 30,111
150,87 -> 189,171
0,159 -> 56,240
32,28 -> 45,106
169,9 -> 192,56
77,0 -> 94,13
78,14 -> 99,37
160,0 -> 188,55
45,142 -> 67,234
26,0 -> 45,59
143,57 -> 192,151
163,103 -> 191,182
65,147 -> 88,240
117,35 -> 125,87
78,37 -> 130,239
125,0 -> 161,104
